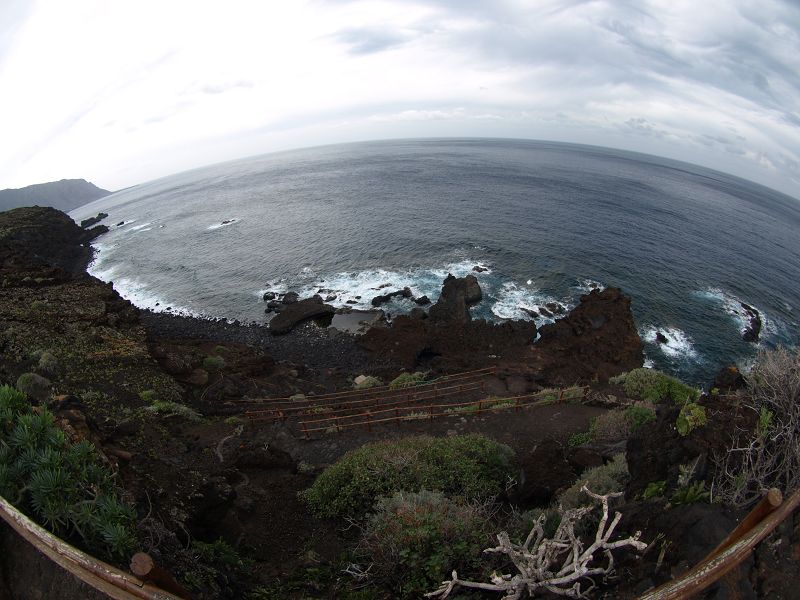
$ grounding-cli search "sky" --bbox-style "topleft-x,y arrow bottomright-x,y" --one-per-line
0,0 -> 799,198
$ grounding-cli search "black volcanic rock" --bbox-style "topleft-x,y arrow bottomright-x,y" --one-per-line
428,274 -> 482,323
655,331 -> 668,344
0,206 -> 103,275
741,302 -> 762,343
0,179 -> 111,212
80,212 -> 108,228
371,287 -> 412,307
713,365 -> 747,392
533,288 -> 644,384
269,297 -> 335,335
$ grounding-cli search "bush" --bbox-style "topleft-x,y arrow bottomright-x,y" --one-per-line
389,372 -> 427,389
714,347 -> 800,507
300,435 -> 515,518
568,431 -> 593,447
37,351 -> 59,376
353,375 -> 382,390
589,410 -> 630,442
643,480 -> 666,499
15,372 -> 51,403
0,385 -> 135,559
360,490 -> 493,598
614,368 -> 700,404
202,355 -> 226,372
675,402 -> 707,436
557,454 -> 629,511
624,405 -> 656,430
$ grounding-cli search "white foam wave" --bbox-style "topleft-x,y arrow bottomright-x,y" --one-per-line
641,325 -> 698,360
574,279 -> 606,294
643,357 -> 655,369
490,281 -> 566,323
206,218 -> 238,230
695,287 -> 775,342
129,222 -> 151,231
110,276 -> 198,317
257,260 -> 488,312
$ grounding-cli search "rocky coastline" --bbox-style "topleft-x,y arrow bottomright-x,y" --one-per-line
0,206 -> 797,600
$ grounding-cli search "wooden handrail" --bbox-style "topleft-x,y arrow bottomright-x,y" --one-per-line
638,488 -> 800,600
0,496 -> 186,600
299,388 -> 586,434
244,380 -> 487,419
239,367 -> 497,406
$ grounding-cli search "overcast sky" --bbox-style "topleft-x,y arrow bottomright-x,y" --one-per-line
1,0 -> 798,197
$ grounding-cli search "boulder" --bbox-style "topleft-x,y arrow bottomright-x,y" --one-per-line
371,287 -> 412,307
472,265 -> 489,273
428,274 -> 477,323
656,331 -> 668,344
281,292 -> 299,304
414,295 -> 431,306
741,302 -> 762,343
712,365 -> 747,392
262,291 -> 276,301
464,274 -> 482,304
533,288 -> 644,384
269,297 -> 335,335
79,212 -> 108,229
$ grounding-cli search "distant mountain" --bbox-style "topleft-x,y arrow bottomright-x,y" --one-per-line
0,179 -> 112,212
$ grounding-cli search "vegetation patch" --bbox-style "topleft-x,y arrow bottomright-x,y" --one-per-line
359,490 -> 493,598
0,384 -> 136,560
300,434 -> 515,518
610,368 -> 700,404
675,402 -> 707,436
389,372 -> 427,389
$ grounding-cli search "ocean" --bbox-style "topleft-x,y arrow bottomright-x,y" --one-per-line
71,139 -> 800,386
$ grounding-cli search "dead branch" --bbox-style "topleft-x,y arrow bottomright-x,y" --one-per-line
426,486 -> 647,599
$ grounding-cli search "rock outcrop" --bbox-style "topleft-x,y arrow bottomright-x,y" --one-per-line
530,287 -> 643,384
269,296 -> 335,335
428,274 -> 482,323
741,302 -> 762,343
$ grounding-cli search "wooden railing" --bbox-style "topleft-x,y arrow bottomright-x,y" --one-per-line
0,495 -> 187,600
238,366 -> 498,409
638,488 -> 800,599
296,386 -> 586,439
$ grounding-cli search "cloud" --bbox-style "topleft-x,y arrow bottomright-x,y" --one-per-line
0,0 -> 797,198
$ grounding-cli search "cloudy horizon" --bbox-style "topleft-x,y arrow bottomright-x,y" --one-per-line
1,0 -> 798,198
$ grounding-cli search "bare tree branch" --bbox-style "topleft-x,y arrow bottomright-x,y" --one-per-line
426,486 -> 647,599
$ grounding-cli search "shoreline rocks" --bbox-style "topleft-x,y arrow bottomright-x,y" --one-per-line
268,296 -> 335,335
741,302 -> 762,343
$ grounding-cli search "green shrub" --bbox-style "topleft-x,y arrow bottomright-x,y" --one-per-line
615,368 -> 700,404
144,400 -> 201,421
675,402 -> 707,436
202,355 -> 226,372
30,300 -> 47,312
557,454 -> 629,511
184,538 -> 253,595
0,385 -> 135,559
138,389 -> 157,403
589,410 -> 630,442
671,481 -> 709,505
300,435 -> 515,518
353,375 -> 382,390
15,372 -> 51,403
568,431 -> 593,447
643,480 -> 666,499
37,351 -> 59,376
360,490 -> 492,598
624,405 -> 656,430
389,372 -> 427,389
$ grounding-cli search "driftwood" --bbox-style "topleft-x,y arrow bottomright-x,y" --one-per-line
427,487 -> 647,599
